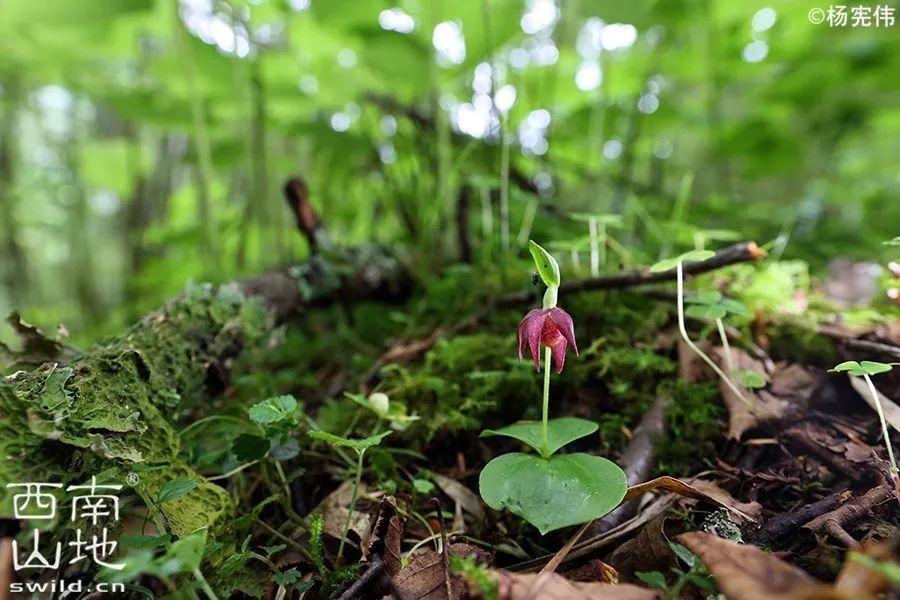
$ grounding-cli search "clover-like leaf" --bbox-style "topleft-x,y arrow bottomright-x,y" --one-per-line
481,417 -> 598,457
479,452 -> 627,535
528,240 -> 561,288
649,250 -> 716,273
308,430 -> 392,454
732,370 -> 767,389
249,395 -> 298,425
830,361 -> 897,377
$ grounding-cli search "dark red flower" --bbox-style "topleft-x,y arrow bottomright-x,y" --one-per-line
517,307 -> 578,373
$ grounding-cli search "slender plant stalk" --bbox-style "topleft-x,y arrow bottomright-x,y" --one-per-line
715,318 -> 734,372
337,450 -> 366,560
863,374 -> 898,476
193,568 -> 220,600
541,346 -> 552,459
589,216 -> 599,276
676,262 -> 749,405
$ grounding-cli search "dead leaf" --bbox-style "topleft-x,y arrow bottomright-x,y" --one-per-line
687,479 -> 764,523
624,476 -> 757,523
362,495 -> 403,577
678,531 -> 861,600
834,537 -> 898,597
311,480 -> 371,545
431,472 -> 486,522
492,571 -> 658,600
561,560 -> 619,584
715,352 -> 816,439
393,548 -> 461,600
849,375 -> 900,435
0,312 -> 76,368
607,511 -> 675,581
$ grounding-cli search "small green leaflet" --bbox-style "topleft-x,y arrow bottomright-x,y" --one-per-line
249,395 -> 298,424
829,361 -> 898,377
649,250 -> 716,273
528,240 -> 561,288
308,430 -> 391,454
157,479 -> 199,504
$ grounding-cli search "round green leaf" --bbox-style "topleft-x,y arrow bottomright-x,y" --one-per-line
479,452 -> 627,535
528,240 -> 561,288
732,370 -> 767,389
481,417 -> 598,457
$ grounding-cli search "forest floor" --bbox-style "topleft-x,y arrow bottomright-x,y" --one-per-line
1,197 -> 899,600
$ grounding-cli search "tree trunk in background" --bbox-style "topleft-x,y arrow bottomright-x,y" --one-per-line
123,135 -> 179,315
66,100 -> 103,326
0,79 -> 28,307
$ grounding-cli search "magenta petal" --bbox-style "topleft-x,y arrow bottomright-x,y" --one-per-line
516,316 -> 529,361
548,336 -> 567,373
527,313 -> 546,371
547,307 -> 578,356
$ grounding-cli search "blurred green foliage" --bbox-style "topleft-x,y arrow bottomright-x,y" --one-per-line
0,0 -> 899,347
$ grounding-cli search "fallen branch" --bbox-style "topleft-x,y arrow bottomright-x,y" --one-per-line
0,179 -> 411,540
746,490 -> 847,546
804,481 -> 897,547
366,242 -> 765,382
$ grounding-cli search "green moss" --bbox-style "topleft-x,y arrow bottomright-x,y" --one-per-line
0,283 -> 271,541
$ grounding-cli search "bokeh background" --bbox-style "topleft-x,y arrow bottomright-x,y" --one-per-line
0,0 -> 898,344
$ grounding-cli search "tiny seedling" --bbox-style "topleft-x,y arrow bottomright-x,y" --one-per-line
478,241 -> 627,534
829,360 -> 899,477
307,430 -> 392,559
683,291 -> 765,390
651,251 -> 752,406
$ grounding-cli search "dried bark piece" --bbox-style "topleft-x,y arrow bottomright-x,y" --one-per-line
678,531 -> 859,600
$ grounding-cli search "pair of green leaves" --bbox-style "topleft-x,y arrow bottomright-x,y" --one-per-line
478,418 -> 627,535
830,361 -> 898,377
683,290 -> 747,321
307,429 -> 391,456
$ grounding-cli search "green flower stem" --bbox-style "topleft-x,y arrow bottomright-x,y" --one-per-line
863,374 -> 898,476
589,216 -> 599,276
540,346 -> 552,459
337,450 -> 366,561
676,261 -> 750,406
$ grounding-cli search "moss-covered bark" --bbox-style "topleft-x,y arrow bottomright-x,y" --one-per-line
0,246 -> 408,542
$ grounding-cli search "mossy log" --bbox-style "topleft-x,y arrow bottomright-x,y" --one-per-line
0,244 -> 409,541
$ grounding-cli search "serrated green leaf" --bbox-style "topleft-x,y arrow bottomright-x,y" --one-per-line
308,430 -> 391,454
157,479 -> 199,504
249,394 -> 298,425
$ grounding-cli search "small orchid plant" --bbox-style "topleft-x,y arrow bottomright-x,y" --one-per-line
478,241 -> 627,534
829,360 -> 899,479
